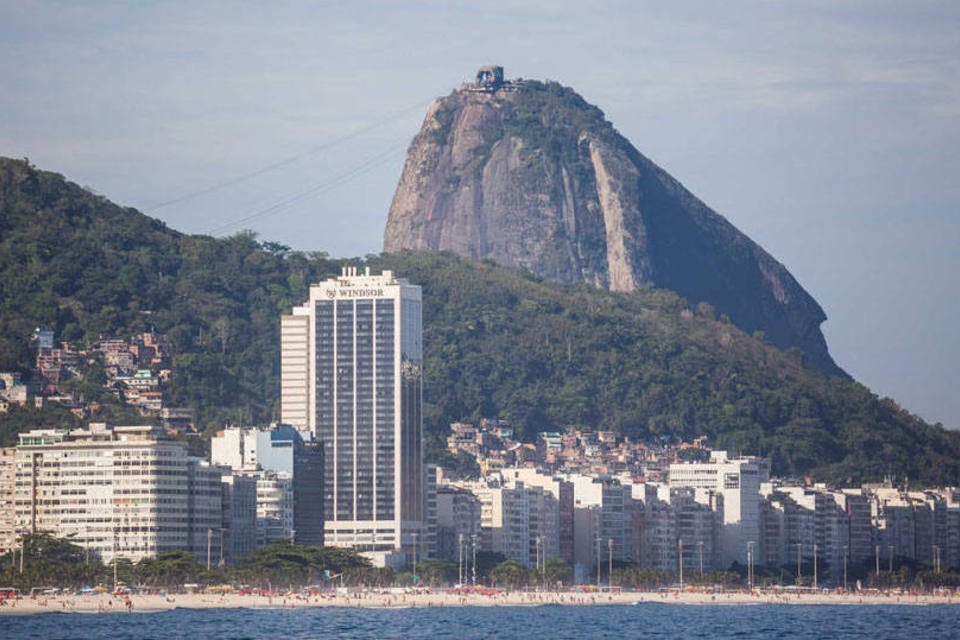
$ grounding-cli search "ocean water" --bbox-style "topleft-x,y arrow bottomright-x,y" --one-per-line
2,604 -> 958,640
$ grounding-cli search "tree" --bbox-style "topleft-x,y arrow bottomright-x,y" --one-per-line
232,543 -> 371,587
416,559 -> 458,586
489,559 -> 531,589
0,532 -> 111,589
542,557 -> 573,587
136,550 -> 206,587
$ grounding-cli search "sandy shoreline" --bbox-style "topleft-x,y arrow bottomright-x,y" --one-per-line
1,590 -> 958,615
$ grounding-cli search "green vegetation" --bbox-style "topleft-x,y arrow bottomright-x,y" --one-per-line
0,403 -> 80,447
1,157 -> 959,484
483,557 -> 578,589
0,534 -> 389,590
489,559 -> 532,589
6,534 -> 958,591
609,566 -> 744,589
502,81 -> 609,164
0,157 -> 338,433
376,251 -> 960,485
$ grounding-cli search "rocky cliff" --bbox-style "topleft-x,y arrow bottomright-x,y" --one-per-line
384,76 -> 843,375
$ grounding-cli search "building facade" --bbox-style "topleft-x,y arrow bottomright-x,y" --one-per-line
435,486 -> 482,562
220,471 -> 257,563
211,425 -> 324,546
255,472 -> 294,546
669,451 -> 768,568
0,448 -> 15,554
281,267 -> 423,562
13,424 -> 191,563
186,458 -> 224,567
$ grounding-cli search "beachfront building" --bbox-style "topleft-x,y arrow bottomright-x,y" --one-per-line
632,483 -> 676,573
220,471 -> 257,563
435,486 -> 482,562
761,484 -> 849,583
670,486 -> 718,575
255,471 -> 294,545
187,458 -> 225,566
669,451 -> 769,568
502,468 -> 574,564
842,489 -> 875,567
0,447 -> 15,555
467,478 -> 531,566
210,424 -> 325,546
629,482 -> 718,575
281,267 -> 424,566
569,475 -> 633,580
12,424 -> 194,563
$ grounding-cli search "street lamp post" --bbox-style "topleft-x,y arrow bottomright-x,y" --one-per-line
534,536 -> 541,590
608,538 -> 613,589
596,537 -> 601,587
458,534 -> 464,586
843,545 -> 848,592
112,533 -> 118,588
678,538 -> 684,590
471,534 -> 478,585
412,532 -> 419,585
540,536 -> 546,585
698,541 -> 704,578
933,545 -> 941,574
813,543 -> 818,590
19,531 -> 25,575
796,543 -> 802,584
747,541 -> 755,591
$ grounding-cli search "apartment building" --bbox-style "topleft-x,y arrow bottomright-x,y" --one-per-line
13,424 -> 191,562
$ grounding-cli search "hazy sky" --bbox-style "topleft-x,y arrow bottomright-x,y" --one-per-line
2,1 -> 958,428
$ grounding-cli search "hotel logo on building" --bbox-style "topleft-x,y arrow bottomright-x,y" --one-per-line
325,287 -> 386,299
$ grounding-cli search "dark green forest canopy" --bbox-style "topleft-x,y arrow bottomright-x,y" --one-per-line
1,156 -> 958,484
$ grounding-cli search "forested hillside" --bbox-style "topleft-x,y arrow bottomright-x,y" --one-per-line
1,157 -> 957,484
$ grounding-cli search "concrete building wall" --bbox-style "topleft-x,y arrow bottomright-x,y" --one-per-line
293,439 -> 325,546
436,486 -> 481,562
187,458 -> 224,566
211,428 -> 247,471
669,451 -> 767,568
0,448 -> 15,555
256,471 -> 294,546
221,472 -> 257,563
844,491 -> 874,566
282,268 -> 423,555
280,314 -> 310,430
671,486 -> 716,574
13,425 -> 191,563
641,489 -> 676,574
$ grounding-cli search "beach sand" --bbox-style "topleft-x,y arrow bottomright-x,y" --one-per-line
1,589 -> 956,615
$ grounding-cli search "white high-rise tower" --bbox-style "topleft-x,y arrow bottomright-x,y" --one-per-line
281,267 -> 423,563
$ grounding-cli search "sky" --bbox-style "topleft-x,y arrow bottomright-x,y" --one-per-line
2,1 -> 958,428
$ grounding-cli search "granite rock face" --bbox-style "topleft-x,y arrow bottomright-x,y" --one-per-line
384,79 -> 842,375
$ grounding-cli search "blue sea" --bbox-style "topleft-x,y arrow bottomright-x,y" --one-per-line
2,604 -> 958,639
